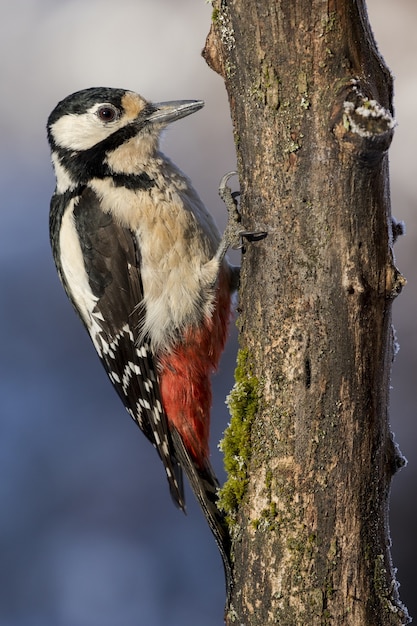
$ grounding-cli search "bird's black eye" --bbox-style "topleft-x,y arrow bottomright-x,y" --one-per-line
97,105 -> 118,123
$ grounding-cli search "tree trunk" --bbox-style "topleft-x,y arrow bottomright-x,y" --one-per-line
203,1 -> 409,624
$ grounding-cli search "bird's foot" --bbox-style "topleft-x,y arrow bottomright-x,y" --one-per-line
217,172 -> 267,259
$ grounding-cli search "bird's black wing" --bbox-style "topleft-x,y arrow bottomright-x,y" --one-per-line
51,186 -> 185,509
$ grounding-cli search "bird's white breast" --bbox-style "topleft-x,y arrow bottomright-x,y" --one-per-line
89,160 -> 222,350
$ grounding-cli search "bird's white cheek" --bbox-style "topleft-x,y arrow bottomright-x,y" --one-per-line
51,113 -> 116,151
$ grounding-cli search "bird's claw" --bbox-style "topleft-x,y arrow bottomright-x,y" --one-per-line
218,171 -> 267,251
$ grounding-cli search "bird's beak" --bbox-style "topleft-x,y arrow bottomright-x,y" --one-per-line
147,100 -> 204,125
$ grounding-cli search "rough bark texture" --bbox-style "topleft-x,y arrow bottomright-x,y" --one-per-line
203,1 -> 409,624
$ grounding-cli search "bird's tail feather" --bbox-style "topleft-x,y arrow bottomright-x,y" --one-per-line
170,427 -> 233,603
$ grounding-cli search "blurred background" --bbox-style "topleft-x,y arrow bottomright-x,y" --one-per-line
0,1 -> 415,624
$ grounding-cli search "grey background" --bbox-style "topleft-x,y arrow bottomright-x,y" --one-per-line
0,1 -> 415,624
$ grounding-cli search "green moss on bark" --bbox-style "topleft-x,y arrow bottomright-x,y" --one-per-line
218,348 -> 259,523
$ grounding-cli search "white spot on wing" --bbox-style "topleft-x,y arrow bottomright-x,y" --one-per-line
59,198 -> 99,327
51,153 -> 76,194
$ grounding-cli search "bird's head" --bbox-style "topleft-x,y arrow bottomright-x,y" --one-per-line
47,87 -> 204,187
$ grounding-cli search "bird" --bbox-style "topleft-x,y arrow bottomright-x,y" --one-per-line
47,86 -> 241,599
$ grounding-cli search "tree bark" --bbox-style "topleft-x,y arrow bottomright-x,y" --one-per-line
203,1 -> 409,624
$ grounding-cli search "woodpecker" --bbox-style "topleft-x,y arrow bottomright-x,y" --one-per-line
47,87 -> 241,598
